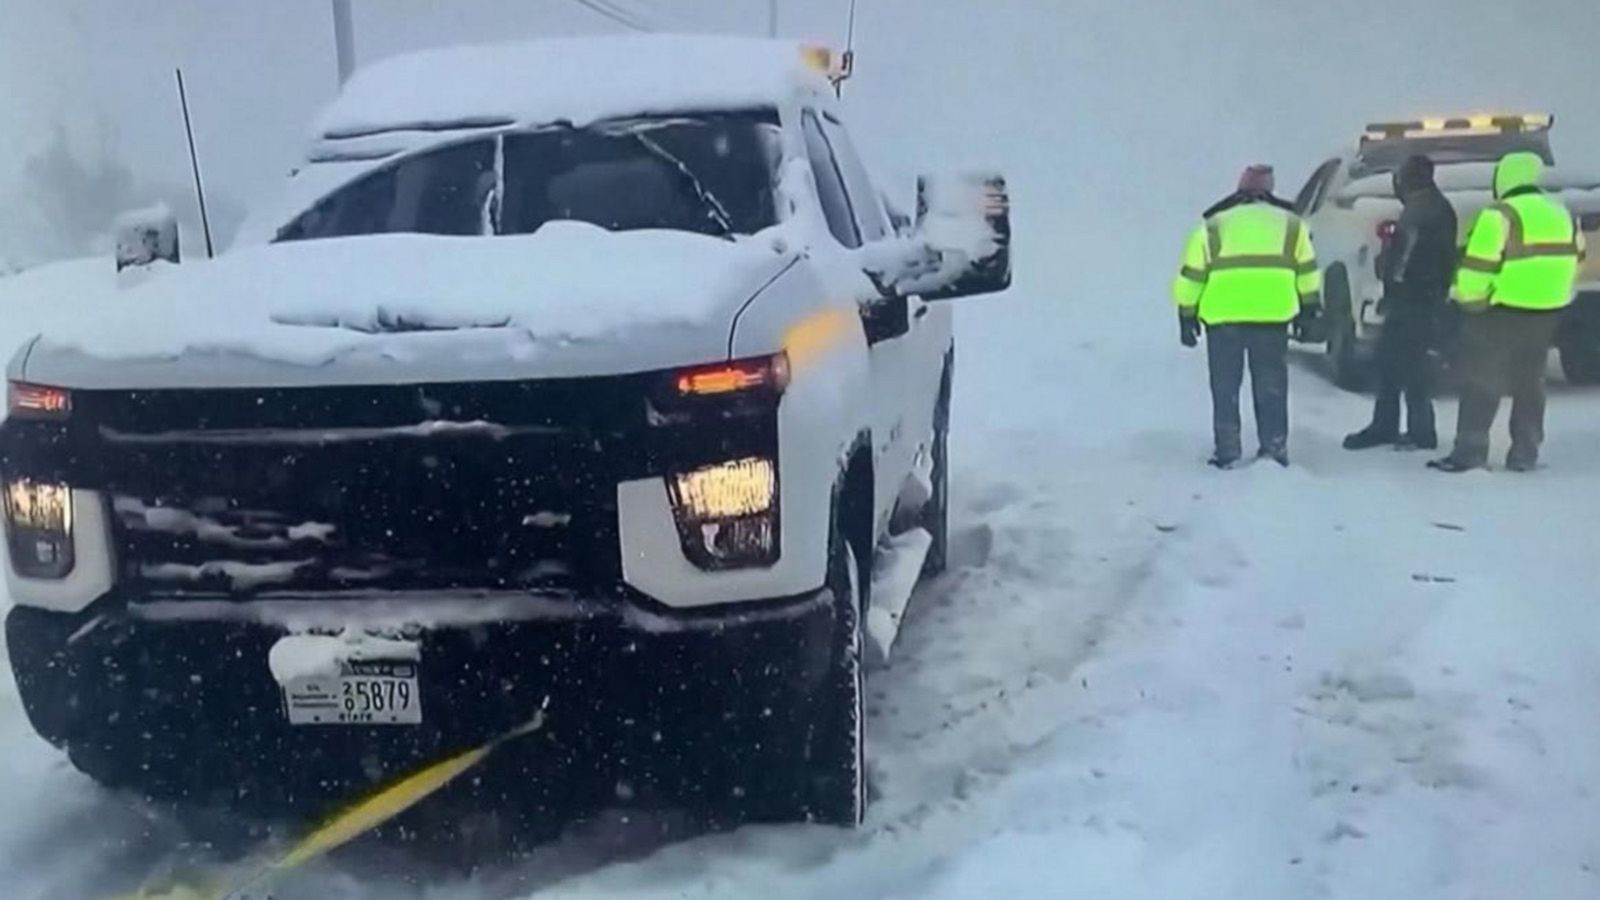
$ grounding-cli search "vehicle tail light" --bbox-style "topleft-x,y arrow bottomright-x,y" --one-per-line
675,355 -> 790,398
667,457 -> 780,570
7,382 -> 71,420
1376,220 -> 1399,242
4,480 -> 74,579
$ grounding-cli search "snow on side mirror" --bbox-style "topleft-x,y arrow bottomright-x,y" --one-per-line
114,204 -> 180,272
912,172 -> 1012,301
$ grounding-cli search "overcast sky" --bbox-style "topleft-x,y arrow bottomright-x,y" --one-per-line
3,0 -> 1599,268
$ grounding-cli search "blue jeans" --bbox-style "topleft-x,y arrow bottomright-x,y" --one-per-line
1206,323 -> 1288,461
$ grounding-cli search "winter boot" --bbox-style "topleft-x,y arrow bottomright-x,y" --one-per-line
1342,427 -> 1397,451
1257,446 -> 1290,468
1426,456 -> 1481,473
1505,452 -> 1538,473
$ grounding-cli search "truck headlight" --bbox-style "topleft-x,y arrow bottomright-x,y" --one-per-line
4,480 -> 75,579
667,457 -> 779,569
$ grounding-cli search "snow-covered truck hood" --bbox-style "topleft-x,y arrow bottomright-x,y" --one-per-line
15,224 -> 793,390
1344,163 -> 1600,201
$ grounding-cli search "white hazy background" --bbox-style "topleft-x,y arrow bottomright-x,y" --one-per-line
3,0 -> 1598,283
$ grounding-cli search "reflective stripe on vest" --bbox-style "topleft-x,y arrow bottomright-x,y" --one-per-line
1206,217 -> 1307,272
1497,202 -> 1581,261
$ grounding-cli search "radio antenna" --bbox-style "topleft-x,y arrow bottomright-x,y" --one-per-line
175,68 -> 215,259
836,0 -> 859,98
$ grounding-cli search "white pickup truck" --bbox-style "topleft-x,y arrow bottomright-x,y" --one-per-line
1296,115 -> 1600,388
0,36 -> 1011,829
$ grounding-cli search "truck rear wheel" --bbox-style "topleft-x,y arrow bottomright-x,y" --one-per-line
1559,340 -> 1600,385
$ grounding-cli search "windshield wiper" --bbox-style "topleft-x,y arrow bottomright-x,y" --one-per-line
630,131 -> 736,238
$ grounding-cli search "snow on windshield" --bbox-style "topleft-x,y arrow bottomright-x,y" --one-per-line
276,114 -> 782,243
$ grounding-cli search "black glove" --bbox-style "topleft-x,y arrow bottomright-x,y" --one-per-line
1293,306 -> 1323,343
1180,315 -> 1201,348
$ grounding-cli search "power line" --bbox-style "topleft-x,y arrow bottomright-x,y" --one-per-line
614,0 -> 697,32
570,0 -> 652,32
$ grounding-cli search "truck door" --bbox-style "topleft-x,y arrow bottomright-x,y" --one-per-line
821,112 -> 952,483
801,110 -> 913,535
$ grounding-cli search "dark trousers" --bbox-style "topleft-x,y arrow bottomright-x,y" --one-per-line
1369,304 -> 1436,439
1450,307 -> 1563,467
1206,323 -> 1289,461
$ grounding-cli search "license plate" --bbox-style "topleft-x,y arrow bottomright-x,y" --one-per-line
282,659 -> 422,726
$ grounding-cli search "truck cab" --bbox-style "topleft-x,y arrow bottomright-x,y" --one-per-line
0,36 -> 1012,829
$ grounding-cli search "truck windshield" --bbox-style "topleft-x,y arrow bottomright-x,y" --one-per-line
275,112 -> 782,243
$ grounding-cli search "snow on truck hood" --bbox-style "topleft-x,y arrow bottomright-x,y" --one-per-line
15,224 -> 790,390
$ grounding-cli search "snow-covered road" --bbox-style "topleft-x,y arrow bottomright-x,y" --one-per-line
4,275 -> 1598,899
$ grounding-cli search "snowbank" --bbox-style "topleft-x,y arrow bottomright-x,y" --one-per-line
315,36 -> 830,142
23,223 -> 784,374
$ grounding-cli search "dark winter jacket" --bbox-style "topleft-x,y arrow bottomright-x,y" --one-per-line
1203,191 -> 1297,219
1382,184 -> 1458,307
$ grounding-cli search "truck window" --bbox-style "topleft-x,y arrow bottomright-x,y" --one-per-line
277,113 -> 782,242
802,110 -> 862,249
820,114 -> 890,243
277,138 -> 495,241
1295,158 -> 1341,215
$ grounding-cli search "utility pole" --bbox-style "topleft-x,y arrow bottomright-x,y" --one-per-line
767,0 -> 779,38
332,0 -> 356,85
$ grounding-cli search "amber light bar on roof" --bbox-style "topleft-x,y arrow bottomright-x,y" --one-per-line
1362,113 -> 1553,143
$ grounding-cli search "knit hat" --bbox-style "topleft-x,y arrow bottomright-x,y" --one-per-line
1237,164 -> 1276,195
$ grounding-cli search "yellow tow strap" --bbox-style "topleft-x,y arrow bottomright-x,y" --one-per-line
112,710 -> 547,900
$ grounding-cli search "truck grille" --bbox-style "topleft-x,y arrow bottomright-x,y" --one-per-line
105,428 -> 616,596
69,378 -> 659,598
2,374 -> 780,600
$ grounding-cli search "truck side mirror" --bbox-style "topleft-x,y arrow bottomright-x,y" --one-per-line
114,205 -> 180,272
912,171 -> 1012,301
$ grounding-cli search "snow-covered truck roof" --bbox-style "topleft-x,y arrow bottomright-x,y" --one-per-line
314,35 -> 835,145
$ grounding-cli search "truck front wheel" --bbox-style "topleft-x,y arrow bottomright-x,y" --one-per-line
1325,267 -> 1370,391
800,525 -> 867,826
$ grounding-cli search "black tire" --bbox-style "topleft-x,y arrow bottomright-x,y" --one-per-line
1324,267 -> 1369,392
1559,339 -> 1600,385
920,361 -> 952,578
800,526 -> 867,827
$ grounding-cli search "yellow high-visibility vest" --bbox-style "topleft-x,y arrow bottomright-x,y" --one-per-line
1173,201 -> 1321,325
1455,152 -> 1586,311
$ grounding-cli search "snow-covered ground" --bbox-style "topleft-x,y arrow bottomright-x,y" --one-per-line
4,243 -> 1599,897
5,1 -> 1600,894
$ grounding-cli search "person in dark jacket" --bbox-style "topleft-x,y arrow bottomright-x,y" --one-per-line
1344,155 -> 1458,450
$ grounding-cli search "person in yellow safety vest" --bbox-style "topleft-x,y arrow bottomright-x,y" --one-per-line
1174,165 -> 1323,468
1428,152 -> 1587,473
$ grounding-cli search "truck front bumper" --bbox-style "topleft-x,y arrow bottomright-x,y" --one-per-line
6,588 -> 834,821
